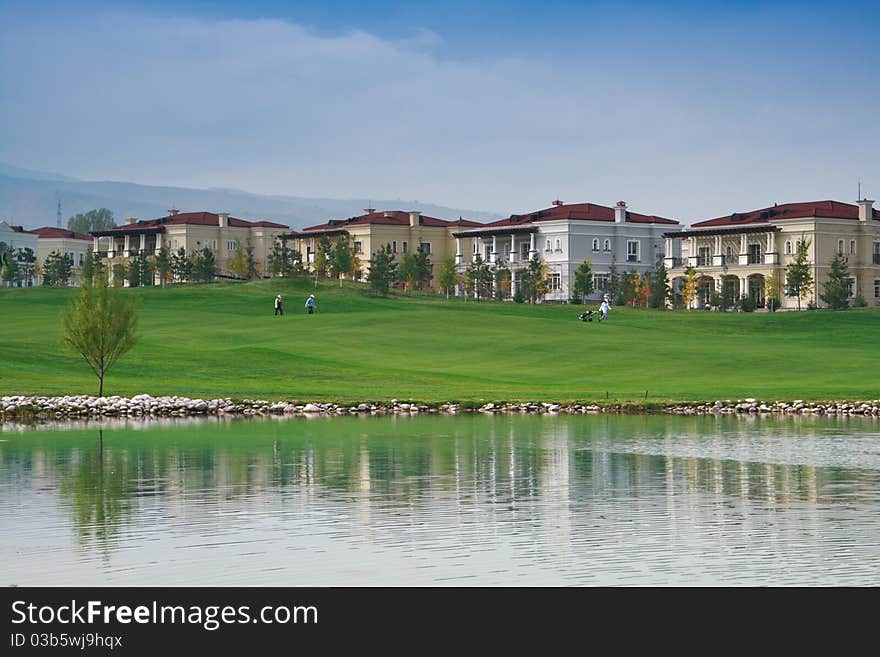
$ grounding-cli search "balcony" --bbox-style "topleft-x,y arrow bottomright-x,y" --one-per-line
747,254 -> 762,265
664,257 -> 683,268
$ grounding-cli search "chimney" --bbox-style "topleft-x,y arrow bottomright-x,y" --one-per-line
124,216 -> 137,225
383,211 -> 394,218
858,198 -> 874,223
364,208 -> 375,215
614,201 -> 627,224
409,211 -> 421,227
168,207 -> 179,216
219,212 -> 229,228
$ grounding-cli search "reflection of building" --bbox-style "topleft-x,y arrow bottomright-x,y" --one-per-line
452,200 -> 681,301
665,199 -> 880,309
32,227 -> 93,285
91,210 -> 289,284
285,209 -> 483,290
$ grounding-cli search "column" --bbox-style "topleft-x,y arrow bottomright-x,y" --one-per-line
529,232 -> 536,257
510,270 -> 516,297
455,238 -> 462,265
491,235 -> 497,264
664,237 -> 675,268
689,236 -> 696,266
140,233 -> 146,252
712,234 -> 723,266
509,233 -> 516,262
123,234 -> 131,257
767,231 -> 775,263
739,234 -> 748,265
740,277 -> 748,300
93,236 -> 100,253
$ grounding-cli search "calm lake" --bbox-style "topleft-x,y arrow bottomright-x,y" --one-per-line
1,413 -> 878,586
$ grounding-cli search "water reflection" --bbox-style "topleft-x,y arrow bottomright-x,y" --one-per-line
1,414 -> 878,585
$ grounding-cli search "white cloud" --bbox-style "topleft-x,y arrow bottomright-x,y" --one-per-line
0,8 -> 878,220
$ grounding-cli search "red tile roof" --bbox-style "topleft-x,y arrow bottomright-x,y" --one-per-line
96,211 -> 288,233
302,210 -> 483,232
9,224 -> 35,234
693,200 -> 879,227
30,227 -> 92,240
484,202 -> 679,226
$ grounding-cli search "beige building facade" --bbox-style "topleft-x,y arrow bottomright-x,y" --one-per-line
92,210 -> 289,284
32,227 -> 94,285
665,199 -> 880,309
286,210 -> 483,290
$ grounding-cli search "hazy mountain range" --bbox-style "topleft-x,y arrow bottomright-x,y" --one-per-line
0,162 -> 502,231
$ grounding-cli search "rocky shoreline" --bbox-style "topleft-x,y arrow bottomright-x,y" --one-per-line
1,394 -> 879,420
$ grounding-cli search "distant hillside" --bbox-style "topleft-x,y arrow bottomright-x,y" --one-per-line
0,164 -> 502,230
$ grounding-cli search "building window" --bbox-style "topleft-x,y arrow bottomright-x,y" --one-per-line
174,239 -> 179,249
402,241 -> 408,254
592,239 -> 599,252
419,242 -> 431,254
472,241 -> 477,254
78,253 -> 84,266
846,277 -> 856,298
211,240 -> 217,250
874,279 -> 880,299
227,241 -> 237,251
837,239 -> 844,255
545,238 -> 552,252
549,273 -> 562,290
392,241 -> 397,253
627,240 -> 639,263
850,240 -> 856,256
747,243 -> 762,265
594,273 -> 609,291
726,246 -> 733,260
874,242 -> 880,265
555,238 -> 562,252
697,246 -> 710,267
520,242 -> 529,259
603,239 -> 611,252
785,240 -> 792,255
353,241 -> 363,254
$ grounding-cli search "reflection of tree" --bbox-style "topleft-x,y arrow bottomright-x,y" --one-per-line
60,430 -> 132,553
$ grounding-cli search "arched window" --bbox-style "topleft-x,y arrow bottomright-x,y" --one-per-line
838,239 -> 844,255
785,240 -> 792,255
545,238 -> 552,252
603,239 -> 611,252
592,239 -> 599,252
555,238 -> 561,252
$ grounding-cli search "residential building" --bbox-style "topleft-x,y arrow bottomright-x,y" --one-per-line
31,227 -> 93,285
91,210 -> 289,284
285,209 -> 484,290
664,199 -> 880,309
0,220 -> 40,286
452,200 -> 681,301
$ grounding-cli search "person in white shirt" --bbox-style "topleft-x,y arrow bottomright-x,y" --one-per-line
599,299 -> 609,321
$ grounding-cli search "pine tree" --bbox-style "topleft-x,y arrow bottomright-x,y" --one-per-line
245,240 -> 258,279
42,251 -> 72,286
193,247 -> 217,283
171,247 -> 191,283
785,238 -> 813,310
648,256 -> 670,309
571,258 -> 594,304
367,244 -> 396,295
819,252 -> 851,310
329,236 -> 353,286
268,240 -> 294,277
154,244 -> 172,286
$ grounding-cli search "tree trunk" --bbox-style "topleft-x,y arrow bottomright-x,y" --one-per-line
98,374 -> 104,397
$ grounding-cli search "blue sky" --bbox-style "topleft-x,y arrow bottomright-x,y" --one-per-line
1,0 -> 878,220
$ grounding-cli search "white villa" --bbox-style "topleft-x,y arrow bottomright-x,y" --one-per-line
452,200 -> 681,301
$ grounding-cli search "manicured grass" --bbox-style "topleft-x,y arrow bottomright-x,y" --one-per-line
1,278 -> 878,403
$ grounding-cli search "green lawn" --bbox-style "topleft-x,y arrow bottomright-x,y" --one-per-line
1,278 -> 878,403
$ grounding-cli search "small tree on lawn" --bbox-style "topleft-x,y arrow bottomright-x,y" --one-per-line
268,240 -> 294,277
438,255 -> 457,299
154,244 -> 172,286
785,237 -> 813,310
62,279 -> 139,396
228,242 -> 249,279
682,266 -> 698,309
819,252 -> 851,310
368,244 -> 396,295
171,247 -> 192,283
245,240 -> 258,279
17,247 -> 37,286
193,247 -> 217,283
43,251 -> 72,286
765,266 -> 782,311
329,236 -> 353,287
648,256 -> 670,309
571,258 -> 594,304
